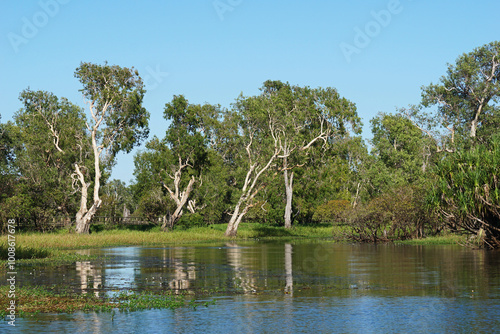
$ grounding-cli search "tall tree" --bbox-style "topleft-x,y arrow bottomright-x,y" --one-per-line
72,62 -> 149,233
133,96 -> 218,230
220,96 -> 283,236
158,95 -> 215,230
370,112 -> 432,182
259,81 -> 361,228
14,90 -> 91,225
407,41 -> 500,147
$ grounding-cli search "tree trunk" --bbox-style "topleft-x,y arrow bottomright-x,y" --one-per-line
283,162 -> 294,229
225,202 -> 244,237
74,124 -> 103,234
75,202 -> 100,234
162,209 -> 183,231
161,176 -> 195,231
73,163 -> 102,234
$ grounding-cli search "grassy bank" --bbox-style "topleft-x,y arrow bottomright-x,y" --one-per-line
0,223 -> 465,264
397,233 -> 467,245
9,223 -> 339,251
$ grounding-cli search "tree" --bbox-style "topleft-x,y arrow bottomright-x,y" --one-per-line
407,41 -> 500,148
14,90 -> 91,226
0,115 -> 18,227
99,179 -> 135,219
0,115 -> 14,174
258,81 -> 361,228
133,96 -> 219,230
221,97 -> 282,236
158,95 -> 216,230
370,112 -> 432,182
72,62 -> 149,233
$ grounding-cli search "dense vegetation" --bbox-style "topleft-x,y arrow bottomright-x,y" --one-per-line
1,42 -> 500,248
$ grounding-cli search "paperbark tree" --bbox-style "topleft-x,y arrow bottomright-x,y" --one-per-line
15,90 -> 91,224
134,95 -> 216,230
407,41 -> 500,147
222,97 -> 282,237
259,81 -> 361,228
73,62 -> 149,233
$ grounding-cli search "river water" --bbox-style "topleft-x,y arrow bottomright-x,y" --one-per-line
3,242 -> 500,333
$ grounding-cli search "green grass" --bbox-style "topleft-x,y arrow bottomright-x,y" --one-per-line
0,285 -> 216,316
397,233 -> 467,245
11,223 -> 338,251
0,243 -> 51,260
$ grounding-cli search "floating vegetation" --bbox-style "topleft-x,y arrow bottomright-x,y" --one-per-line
0,285 -> 216,318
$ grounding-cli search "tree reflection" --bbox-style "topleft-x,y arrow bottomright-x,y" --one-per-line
284,243 -> 293,295
75,261 -> 102,296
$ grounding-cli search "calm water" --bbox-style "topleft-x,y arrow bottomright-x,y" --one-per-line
3,242 -> 500,333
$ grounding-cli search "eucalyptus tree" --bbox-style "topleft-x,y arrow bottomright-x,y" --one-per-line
14,90 -> 91,224
221,96 -> 282,236
72,62 -> 149,233
0,115 -> 14,173
133,96 -> 219,230
0,115 -> 18,224
406,41 -> 500,148
258,81 -> 361,228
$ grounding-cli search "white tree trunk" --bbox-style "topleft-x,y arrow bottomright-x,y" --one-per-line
74,118 -> 103,234
225,150 -> 278,236
283,156 -> 294,229
161,175 -> 195,231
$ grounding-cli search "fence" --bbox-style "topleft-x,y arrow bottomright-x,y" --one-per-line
7,215 -> 163,232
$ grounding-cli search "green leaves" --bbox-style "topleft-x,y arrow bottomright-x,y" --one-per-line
430,135 -> 500,247
75,62 -> 150,155
420,41 -> 500,140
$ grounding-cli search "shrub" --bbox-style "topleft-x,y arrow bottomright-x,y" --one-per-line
313,199 -> 351,224
342,185 -> 438,242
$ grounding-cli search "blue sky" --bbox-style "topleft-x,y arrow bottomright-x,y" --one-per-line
1,0 -> 499,184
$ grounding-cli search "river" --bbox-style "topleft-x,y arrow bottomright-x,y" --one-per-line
3,242 -> 500,333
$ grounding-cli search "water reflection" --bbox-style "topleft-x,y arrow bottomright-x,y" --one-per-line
75,261 -> 102,296
226,243 -> 257,293
7,243 -> 500,300
5,242 -> 500,333
284,243 -> 293,295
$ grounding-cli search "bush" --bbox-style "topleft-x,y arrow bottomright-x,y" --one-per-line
342,185 -> 438,242
313,199 -> 351,224
176,212 -> 206,229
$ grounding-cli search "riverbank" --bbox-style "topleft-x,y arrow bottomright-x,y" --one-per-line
1,223 -> 465,262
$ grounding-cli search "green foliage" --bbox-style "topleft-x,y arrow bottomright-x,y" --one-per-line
2,90 -> 93,226
429,135 -> 500,248
135,188 -> 171,222
418,41 -> 500,141
313,199 -> 351,224
344,185 -> 438,242
74,62 -> 149,155
0,243 -> 51,260
98,179 -> 135,217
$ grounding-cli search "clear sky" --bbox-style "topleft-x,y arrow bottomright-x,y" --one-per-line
1,0 -> 499,184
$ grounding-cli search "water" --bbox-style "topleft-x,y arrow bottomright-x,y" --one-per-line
3,242 -> 500,333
